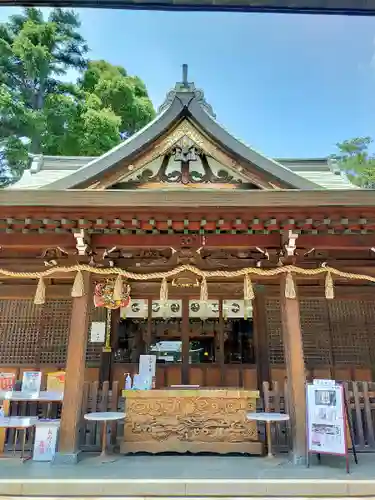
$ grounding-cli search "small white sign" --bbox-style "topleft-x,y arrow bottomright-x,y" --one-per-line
90,322 -> 106,343
139,354 -> 156,378
313,379 -> 336,387
33,421 -> 60,462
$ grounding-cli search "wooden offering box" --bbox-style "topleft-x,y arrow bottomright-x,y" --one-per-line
121,388 -> 262,455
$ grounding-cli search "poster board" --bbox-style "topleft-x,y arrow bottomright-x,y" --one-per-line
46,372 -> 65,392
306,380 -> 347,456
0,372 -> 15,391
21,371 -> 42,395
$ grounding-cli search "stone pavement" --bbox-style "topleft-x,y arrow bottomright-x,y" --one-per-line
0,453 -> 374,497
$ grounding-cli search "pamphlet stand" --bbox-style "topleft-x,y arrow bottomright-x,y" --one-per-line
306,380 -> 358,473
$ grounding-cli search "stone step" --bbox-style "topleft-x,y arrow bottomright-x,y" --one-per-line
0,479 -> 375,497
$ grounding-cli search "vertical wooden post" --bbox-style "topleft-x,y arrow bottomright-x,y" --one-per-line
181,298 -> 190,385
280,275 -> 307,464
253,286 -> 271,392
99,308 -> 120,385
145,298 -> 152,352
0,400 -> 10,454
55,272 -> 91,463
326,299 -> 336,380
218,299 -> 225,386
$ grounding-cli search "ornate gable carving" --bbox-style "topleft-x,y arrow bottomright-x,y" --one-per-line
91,120 -> 274,190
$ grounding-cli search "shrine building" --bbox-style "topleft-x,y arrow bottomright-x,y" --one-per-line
1,65 -> 375,461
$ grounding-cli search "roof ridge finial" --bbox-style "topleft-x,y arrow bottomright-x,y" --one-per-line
182,64 -> 188,87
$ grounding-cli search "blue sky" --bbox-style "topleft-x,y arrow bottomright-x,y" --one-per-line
1,8 -> 375,158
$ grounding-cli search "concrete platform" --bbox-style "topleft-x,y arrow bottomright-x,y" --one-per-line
0,454 -> 374,497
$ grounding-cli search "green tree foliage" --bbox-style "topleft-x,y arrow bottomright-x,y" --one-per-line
0,8 -> 155,186
80,60 -> 155,138
332,137 -> 375,188
0,8 -> 88,184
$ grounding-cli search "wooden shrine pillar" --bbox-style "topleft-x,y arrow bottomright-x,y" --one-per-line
181,298 -> 190,385
55,272 -> 91,463
218,299 -> 225,386
253,286 -> 271,392
279,275 -> 307,464
99,308 -> 120,385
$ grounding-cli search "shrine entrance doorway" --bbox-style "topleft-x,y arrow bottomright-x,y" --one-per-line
111,298 -> 257,389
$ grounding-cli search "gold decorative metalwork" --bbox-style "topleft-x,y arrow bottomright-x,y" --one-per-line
172,276 -> 200,288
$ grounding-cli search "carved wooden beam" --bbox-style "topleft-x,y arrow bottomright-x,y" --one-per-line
92,233 -> 281,249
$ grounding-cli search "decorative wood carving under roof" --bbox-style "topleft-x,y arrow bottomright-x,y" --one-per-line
97,119 -> 271,190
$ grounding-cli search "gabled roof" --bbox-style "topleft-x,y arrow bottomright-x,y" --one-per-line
10,153 -> 357,190
9,68 -> 358,191
40,75 -> 322,191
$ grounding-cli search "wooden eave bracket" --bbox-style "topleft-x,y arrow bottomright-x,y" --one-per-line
73,229 -> 91,256
284,230 -> 298,257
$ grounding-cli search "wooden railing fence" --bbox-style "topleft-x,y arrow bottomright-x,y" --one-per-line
4,380 -> 375,453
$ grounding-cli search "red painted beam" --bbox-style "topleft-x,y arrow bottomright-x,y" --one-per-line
0,233 -> 75,249
298,234 -> 375,250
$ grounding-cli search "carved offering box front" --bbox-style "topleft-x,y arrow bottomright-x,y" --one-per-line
121,389 -> 262,455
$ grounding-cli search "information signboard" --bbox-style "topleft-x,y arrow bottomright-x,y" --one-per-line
306,380 -> 347,456
21,371 -> 42,394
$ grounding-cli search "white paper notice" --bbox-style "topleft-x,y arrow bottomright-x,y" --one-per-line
139,355 -> 156,378
90,322 -> 106,343
306,381 -> 346,456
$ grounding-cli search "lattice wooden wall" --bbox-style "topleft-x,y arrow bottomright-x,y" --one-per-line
37,299 -> 72,365
0,298 -> 103,366
266,297 -> 375,368
328,300 -> 375,366
299,299 -> 331,369
0,299 -> 43,364
265,298 -> 284,365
